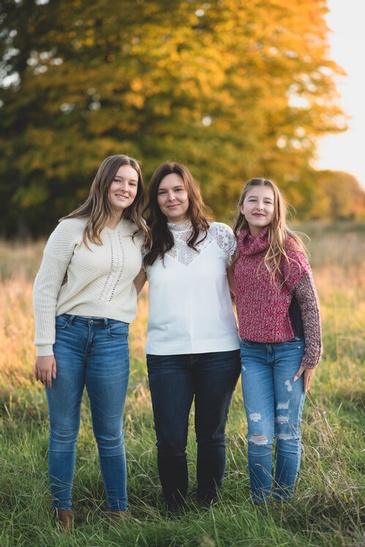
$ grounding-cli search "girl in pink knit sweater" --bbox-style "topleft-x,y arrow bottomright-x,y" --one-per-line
232,177 -> 322,503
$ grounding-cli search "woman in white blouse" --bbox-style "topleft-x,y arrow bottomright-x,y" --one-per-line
135,162 -> 240,513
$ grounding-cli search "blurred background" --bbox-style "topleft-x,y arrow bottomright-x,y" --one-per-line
1,0 -> 364,239
1,4 -> 365,544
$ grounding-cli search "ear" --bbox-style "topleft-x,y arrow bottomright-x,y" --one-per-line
239,203 -> 245,216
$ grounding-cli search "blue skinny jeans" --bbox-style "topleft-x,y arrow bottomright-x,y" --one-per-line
46,314 -> 130,511
240,338 -> 306,503
147,350 -> 240,511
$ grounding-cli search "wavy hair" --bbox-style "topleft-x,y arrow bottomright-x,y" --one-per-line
233,178 -> 307,279
61,154 -> 148,246
143,162 -> 211,266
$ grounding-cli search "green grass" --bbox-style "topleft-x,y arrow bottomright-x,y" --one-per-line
1,223 -> 365,546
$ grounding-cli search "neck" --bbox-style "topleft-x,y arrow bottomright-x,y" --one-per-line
106,214 -> 122,230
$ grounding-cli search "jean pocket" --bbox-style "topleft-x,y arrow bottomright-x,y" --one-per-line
107,321 -> 129,338
55,314 -> 73,330
287,337 -> 304,346
286,338 -> 305,353
240,339 -> 253,348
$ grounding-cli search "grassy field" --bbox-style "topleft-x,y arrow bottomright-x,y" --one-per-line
0,222 -> 364,546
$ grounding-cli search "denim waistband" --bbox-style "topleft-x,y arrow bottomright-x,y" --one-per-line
240,337 -> 304,346
61,314 -> 112,326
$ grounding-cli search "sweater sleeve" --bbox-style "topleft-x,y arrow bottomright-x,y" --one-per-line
33,221 -> 79,356
292,272 -> 323,369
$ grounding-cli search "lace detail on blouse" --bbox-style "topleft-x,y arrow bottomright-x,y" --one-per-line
166,221 -> 236,266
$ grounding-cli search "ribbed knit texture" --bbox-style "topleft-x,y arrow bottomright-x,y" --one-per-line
33,218 -> 144,356
234,226 -> 322,368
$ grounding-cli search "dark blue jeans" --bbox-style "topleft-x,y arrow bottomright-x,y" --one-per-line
147,350 -> 240,511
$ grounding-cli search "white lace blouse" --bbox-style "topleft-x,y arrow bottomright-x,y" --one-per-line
144,221 -> 240,355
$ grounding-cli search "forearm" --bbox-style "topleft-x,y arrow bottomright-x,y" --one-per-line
293,272 -> 323,369
33,255 -> 68,355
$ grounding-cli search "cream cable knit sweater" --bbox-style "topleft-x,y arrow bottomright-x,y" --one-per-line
33,218 -> 144,356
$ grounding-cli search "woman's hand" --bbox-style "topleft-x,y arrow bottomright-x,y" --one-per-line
293,365 -> 315,393
35,355 -> 57,388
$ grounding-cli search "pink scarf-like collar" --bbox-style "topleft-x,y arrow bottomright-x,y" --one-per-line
237,226 -> 270,257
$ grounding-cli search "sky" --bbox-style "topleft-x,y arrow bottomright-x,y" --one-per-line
314,0 -> 365,188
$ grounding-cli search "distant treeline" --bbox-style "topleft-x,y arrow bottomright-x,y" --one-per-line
1,0 -> 364,238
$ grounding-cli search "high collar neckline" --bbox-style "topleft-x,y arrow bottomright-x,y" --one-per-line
167,219 -> 192,231
238,225 -> 270,255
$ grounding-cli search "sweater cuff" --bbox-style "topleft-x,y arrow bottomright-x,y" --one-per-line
36,345 -> 54,357
301,348 -> 322,369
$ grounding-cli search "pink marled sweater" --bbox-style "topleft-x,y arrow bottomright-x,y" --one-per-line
234,227 -> 322,369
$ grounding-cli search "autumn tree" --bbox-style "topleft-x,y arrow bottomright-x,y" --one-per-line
307,170 -> 365,220
0,0 -> 346,237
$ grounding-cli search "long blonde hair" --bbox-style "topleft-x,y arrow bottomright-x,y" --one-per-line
233,178 -> 307,279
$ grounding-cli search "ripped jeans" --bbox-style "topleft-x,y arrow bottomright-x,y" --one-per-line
240,338 -> 306,503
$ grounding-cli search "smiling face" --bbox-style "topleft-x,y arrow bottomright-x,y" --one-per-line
157,173 -> 190,223
240,185 -> 275,236
107,164 -> 139,218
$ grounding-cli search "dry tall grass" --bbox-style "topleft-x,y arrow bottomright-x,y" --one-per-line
1,223 -> 364,546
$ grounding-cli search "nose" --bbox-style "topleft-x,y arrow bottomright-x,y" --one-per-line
117,181 -> 128,192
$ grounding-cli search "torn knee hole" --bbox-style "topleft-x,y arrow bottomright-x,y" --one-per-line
250,433 -> 268,445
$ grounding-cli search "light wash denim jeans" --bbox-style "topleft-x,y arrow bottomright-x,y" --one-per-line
147,350 -> 240,511
240,338 -> 306,503
46,314 -> 130,511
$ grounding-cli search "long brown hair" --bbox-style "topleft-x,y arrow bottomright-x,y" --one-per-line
62,154 -> 148,246
143,162 -> 210,266
233,178 -> 307,279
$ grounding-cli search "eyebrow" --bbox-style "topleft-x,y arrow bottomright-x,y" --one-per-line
159,184 -> 184,191
248,195 -> 273,200
114,176 -> 138,183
